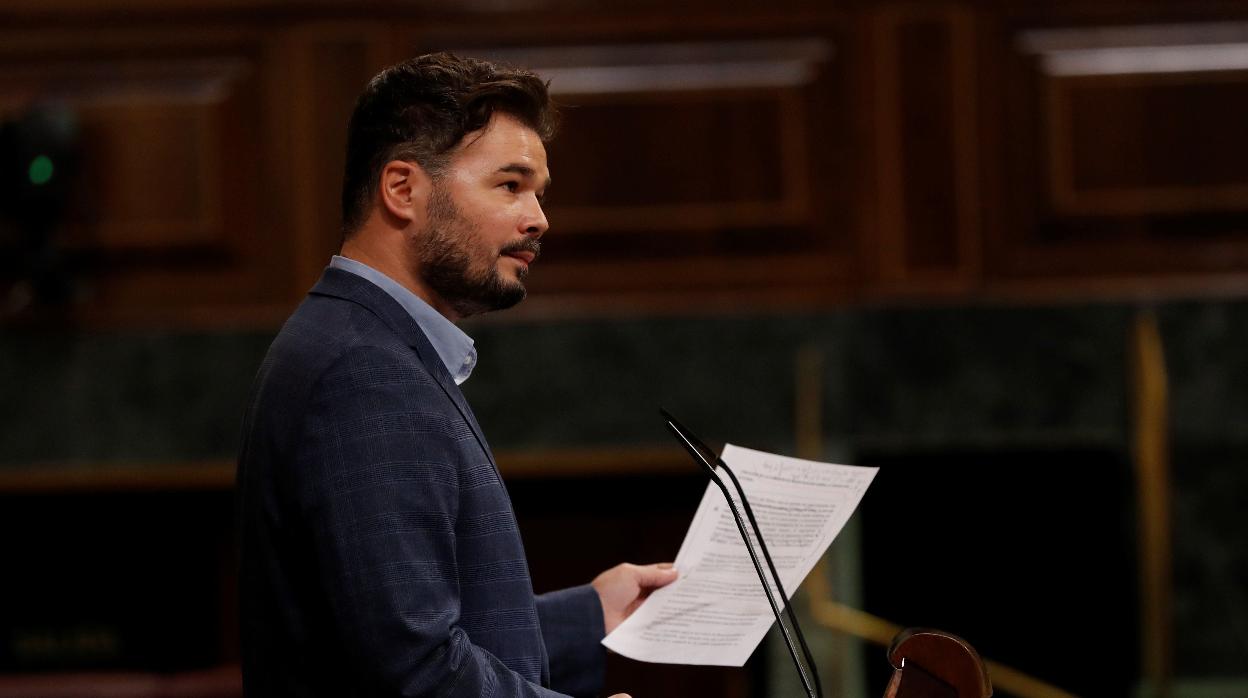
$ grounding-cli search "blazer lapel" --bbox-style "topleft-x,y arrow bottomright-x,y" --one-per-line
309,268 -> 500,472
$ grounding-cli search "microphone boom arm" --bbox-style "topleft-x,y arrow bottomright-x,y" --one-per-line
663,412 -> 823,698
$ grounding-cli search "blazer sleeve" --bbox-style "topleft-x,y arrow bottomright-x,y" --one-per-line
535,585 -> 606,698
295,344 -> 571,697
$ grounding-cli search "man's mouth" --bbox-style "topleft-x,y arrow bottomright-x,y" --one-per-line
501,241 -> 541,267
504,250 -> 536,265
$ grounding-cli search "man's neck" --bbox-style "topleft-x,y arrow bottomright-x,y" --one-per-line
339,233 -> 460,322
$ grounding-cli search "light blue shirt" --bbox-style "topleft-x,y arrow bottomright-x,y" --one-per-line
329,255 -> 478,385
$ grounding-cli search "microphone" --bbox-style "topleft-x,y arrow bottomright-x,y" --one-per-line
661,408 -> 822,698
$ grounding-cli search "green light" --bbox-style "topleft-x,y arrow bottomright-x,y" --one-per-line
28,155 -> 54,186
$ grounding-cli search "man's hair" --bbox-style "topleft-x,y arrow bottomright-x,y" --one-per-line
340,52 -> 558,236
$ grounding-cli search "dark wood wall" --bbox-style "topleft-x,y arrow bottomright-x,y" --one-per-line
5,0 -> 1248,328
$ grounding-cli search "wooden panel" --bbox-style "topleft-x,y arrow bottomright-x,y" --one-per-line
1045,66 -> 1248,217
0,27 -> 302,326
424,37 -> 851,309
988,22 -> 1248,281
1029,24 -> 1248,220
1,59 -> 248,251
516,41 -> 821,237
868,5 -> 980,293
548,91 -> 803,234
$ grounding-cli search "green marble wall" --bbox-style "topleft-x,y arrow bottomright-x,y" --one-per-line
1,300 -> 1244,690
1158,303 -> 1248,679
0,331 -> 272,465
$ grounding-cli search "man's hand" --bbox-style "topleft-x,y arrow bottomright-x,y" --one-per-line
591,562 -> 680,634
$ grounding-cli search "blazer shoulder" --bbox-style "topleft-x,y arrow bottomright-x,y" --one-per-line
249,294 -> 432,422
277,293 -> 416,365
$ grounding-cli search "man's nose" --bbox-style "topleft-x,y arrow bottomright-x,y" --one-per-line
522,198 -> 549,238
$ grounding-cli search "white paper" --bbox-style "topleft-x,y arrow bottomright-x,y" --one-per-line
602,444 -> 877,666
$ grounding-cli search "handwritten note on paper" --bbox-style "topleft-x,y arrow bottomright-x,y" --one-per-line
602,444 -> 877,666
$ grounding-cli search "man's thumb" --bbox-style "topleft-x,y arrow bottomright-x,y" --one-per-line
640,562 -> 679,586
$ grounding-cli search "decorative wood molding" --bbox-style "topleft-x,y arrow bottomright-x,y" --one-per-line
0,58 -> 252,251
868,4 -> 980,293
375,35 -> 852,307
0,447 -> 693,493
1129,311 -> 1175,695
0,461 -> 238,493
468,39 -> 826,239
475,39 -> 830,94
983,17 -> 1248,285
1023,24 -> 1248,218
0,26 -> 305,325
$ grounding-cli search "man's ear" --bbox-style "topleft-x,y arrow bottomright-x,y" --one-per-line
378,160 -> 431,224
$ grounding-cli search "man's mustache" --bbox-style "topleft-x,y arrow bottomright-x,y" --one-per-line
500,239 -> 541,261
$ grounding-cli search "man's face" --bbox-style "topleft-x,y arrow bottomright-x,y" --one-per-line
415,113 -> 550,319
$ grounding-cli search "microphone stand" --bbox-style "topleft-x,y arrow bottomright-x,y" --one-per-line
661,408 -> 823,698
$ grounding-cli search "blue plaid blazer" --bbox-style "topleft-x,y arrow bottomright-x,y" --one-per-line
237,268 -> 605,697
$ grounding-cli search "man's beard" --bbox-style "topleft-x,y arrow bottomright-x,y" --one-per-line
415,184 -> 540,318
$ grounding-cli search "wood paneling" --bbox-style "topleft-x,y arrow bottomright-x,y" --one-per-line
868,4 -> 980,294
1035,29 -> 1248,217
420,37 -> 852,309
0,27 -> 295,326
987,21 -> 1248,282
5,4 -> 1248,325
0,58 -> 251,251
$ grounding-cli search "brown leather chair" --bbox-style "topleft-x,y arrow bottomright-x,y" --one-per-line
885,628 -> 993,698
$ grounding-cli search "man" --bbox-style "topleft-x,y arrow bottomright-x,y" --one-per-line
236,53 -> 677,697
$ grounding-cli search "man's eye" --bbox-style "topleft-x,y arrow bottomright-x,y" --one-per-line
502,181 -> 519,193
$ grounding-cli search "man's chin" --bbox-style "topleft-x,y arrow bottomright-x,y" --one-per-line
451,282 -> 527,318
494,283 -> 527,310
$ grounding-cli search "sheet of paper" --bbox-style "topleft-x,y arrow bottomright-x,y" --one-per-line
602,443 -> 877,666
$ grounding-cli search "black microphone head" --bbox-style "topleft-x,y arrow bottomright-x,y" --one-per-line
659,408 -> 721,468
662,418 -> 717,477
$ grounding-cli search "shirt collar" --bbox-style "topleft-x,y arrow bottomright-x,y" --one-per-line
329,255 -> 478,385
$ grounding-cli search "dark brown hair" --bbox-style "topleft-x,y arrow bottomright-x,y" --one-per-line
340,52 -> 558,236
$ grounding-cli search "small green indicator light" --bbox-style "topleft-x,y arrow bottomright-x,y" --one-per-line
28,155 -> 54,185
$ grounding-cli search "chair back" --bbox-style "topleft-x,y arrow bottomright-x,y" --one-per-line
884,628 -> 992,698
